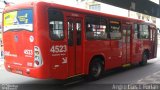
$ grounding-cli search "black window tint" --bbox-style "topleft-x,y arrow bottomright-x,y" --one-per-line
48,9 -> 64,40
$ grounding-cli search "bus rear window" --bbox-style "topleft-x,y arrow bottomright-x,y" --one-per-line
3,9 -> 33,32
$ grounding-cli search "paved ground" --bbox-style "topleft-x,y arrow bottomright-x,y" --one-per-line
137,70 -> 160,84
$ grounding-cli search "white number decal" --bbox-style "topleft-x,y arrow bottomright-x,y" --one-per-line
24,50 -> 33,55
62,57 -> 67,64
50,45 -> 67,53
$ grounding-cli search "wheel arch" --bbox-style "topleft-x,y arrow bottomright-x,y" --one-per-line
86,54 -> 106,74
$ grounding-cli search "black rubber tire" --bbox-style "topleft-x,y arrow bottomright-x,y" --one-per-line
87,59 -> 104,80
139,52 -> 148,66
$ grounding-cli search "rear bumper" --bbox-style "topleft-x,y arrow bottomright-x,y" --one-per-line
4,62 -> 50,79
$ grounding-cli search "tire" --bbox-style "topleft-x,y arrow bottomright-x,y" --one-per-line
139,52 -> 148,66
87,58 -> 104,80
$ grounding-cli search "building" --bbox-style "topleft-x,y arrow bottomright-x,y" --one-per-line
78,0 -> 158,25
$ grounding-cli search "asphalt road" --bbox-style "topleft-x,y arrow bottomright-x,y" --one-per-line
0,47 -> 160,90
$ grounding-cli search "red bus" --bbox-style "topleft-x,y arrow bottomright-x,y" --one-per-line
2,1 -> 157,80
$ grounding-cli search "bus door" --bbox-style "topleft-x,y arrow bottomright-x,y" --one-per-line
67,17 -> 83,76
150,27 -> 157,58
122,25 -> 131,64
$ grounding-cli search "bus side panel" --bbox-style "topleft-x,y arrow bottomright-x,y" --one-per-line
131,40 -> 142,64
109,40 -> 123,68
85,40 -> 111,73
36,3 -> 68,79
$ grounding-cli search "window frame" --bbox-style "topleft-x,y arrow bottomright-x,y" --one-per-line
109,19 -> 122,40
139,24 -> 150,39
48,8 -> 65,41
85,15 -> 109,40
134,24 -> 140,39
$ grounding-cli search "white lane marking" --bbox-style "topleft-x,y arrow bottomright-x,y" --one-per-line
136,71 -> 160,84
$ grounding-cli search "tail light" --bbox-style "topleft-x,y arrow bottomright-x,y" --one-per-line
34,46 -> 43,67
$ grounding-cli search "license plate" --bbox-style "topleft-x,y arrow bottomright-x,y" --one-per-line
15,70 -> 22,75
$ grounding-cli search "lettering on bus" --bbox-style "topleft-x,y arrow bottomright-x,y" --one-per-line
24,49 -> 33,57
4,51 -> 18,57
50,45 -> 67,53
4,9 -> 33,32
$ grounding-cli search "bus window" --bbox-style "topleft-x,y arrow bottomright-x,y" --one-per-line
139,24 -> 149,39
134,24 -> 139,39
109,20 -> 121,39
85,16 -> 108,40
76,22 -> 81,45
48,9 -> 64,40
68,21 -> 74,46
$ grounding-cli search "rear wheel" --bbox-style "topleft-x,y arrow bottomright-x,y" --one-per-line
139,52 -> 148,66
87,58 -> 104,80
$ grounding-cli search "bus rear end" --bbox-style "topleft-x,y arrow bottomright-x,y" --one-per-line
3,3 -> 48,79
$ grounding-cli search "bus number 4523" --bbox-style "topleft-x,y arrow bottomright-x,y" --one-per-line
50,45 -> 67,53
